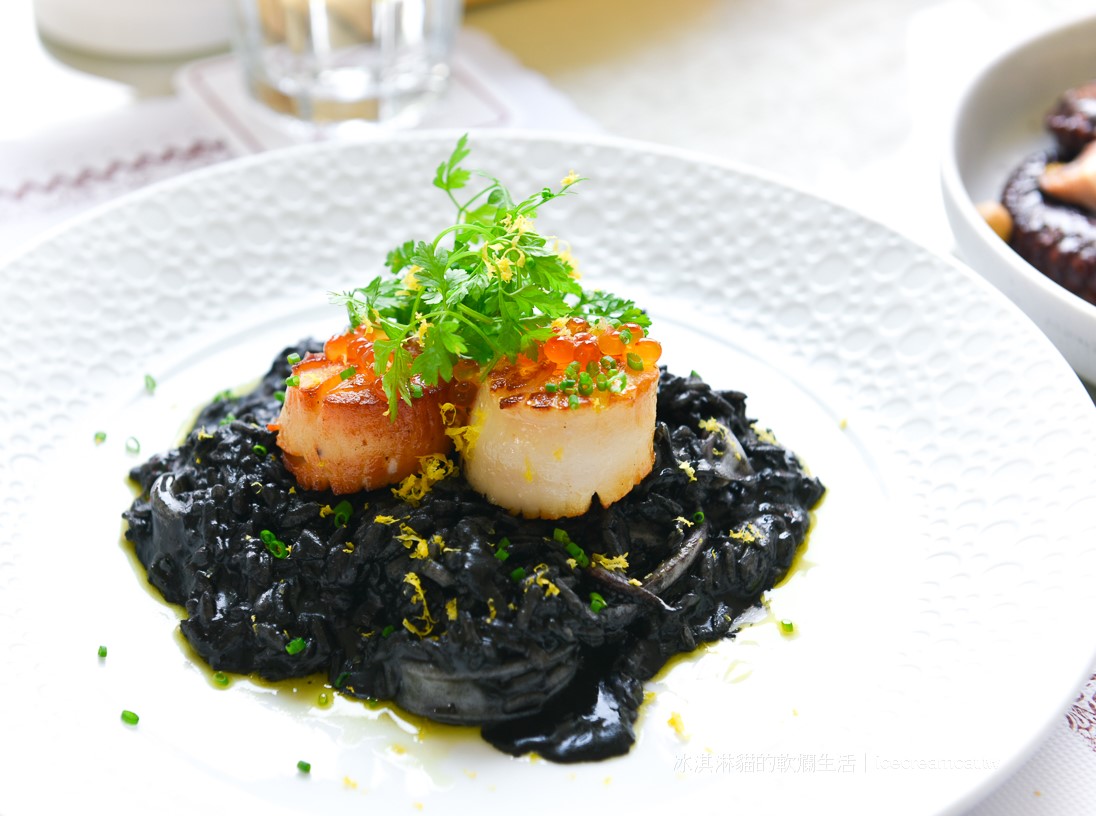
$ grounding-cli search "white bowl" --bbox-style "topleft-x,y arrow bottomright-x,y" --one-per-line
940,12 -> 1096,385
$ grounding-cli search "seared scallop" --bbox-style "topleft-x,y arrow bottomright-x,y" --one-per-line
274,328 -> 451,494
462,321 -> 661,518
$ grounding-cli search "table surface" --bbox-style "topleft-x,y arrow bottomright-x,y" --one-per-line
3,0 -> 1096,812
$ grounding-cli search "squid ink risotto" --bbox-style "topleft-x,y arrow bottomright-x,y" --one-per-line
122,138 -> 824,762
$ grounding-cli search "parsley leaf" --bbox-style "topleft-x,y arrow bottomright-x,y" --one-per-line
339,135 -> 650,417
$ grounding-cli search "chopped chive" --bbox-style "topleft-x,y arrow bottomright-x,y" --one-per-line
334,672 -> 350,688
544,382 -> 558,393
285,375 -> 300,388
564,540 -> 589,567
619,328 -> 633,345
509,567 -> 527,581
274,390 -> 286,404
559,377 -> 576,390
552,528 -> 570,544
578,380 -> 594,397
93,431 -> 107,445
120,710 -> 139,726
213,388 -> 234,402
494,548 -> 510,562
332,500 -> 353,527
589,592 -> 607,613
286,637 -> 307,655
219,413 -> 237,426
339,366 -> 356,381
596,373 -> 608,391
252,443 -> 268,456
692,510 -> 706,523
600,355 -> 618,372
287,352 -> 302,365
626,352 -> 644,371
690,370 -> 701,379
97,645 -> 108,659
565,361 -> 579,377
266,538 -> 288,559
213,671 -> 230,687
125,436 -> 141,455
260,529 -> 277,545
381,625 -> 395,638
568,393 -> 580,410
297,760 -> 312,774
585,361 -> 599,376
779,619 -> 796,635
144,374 -> 156,394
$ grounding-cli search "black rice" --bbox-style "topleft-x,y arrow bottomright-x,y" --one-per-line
123,342 -> 824,762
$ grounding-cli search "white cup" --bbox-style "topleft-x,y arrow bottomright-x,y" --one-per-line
34,0 -> 232,59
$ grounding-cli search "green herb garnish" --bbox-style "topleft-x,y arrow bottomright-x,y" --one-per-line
332,499 -> 353,527
333,135 -> 649,417
285,637 -> 307,655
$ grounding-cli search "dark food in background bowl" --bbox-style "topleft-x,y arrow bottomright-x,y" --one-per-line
1046,81 -> 1096,156
122,344 -> 824,763
998,81 -> 1096,306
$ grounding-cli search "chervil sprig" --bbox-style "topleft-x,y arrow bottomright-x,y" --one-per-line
334,135 -> 650,416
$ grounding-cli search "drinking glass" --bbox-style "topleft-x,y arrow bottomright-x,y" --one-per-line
232,0 -> 463,127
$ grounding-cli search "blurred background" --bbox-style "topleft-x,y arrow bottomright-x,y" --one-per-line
0,0 -> 1089,258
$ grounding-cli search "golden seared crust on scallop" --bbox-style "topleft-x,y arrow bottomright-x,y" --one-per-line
462,351 -> 659,519
275,350 -> 451,495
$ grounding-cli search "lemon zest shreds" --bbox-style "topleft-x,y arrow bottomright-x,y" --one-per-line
392,453 -> 457,506
727,523 -> 761,543
439,402 -> 482,457
591,553 -> 629,572
374,514 -> 399,525
531,563 -> 561,598
445,598 -> 458,621
439,402 -> 458,426
674,516 -> 695,528
678,461 -> 697,482
402,572 -> 435,637
668,711 -> 688,740
319,504 -> 334,518
397,523 -> 432,560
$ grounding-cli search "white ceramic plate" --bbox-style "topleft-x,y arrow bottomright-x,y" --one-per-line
3,133 -> 1096,816
940,11 -> 1096,385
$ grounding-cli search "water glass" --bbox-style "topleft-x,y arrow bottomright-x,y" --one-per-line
232,0 -> 463,127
